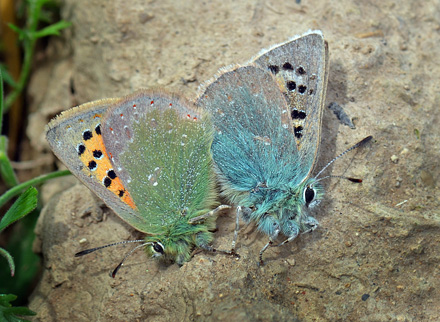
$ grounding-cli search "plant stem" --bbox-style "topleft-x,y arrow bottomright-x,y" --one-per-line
0,169 -> 70,208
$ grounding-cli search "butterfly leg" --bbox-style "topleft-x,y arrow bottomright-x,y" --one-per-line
276,231 -> 300,248
188,205 -> 231,224
273,216 -> 318,257
231,206 -> 254,253
275,220 -> 300,248
302,216 -> 319,234
193,205 -> 240,258
230,206 -> 241,253
197,239 -> 240,258
198,243 -> 228,255
259,228 -> 280,266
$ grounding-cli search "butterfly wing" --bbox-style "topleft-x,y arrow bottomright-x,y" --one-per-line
101,90 -> 216,234
197,65 -> 304,198
46,98 -> 150,232
252,31 -> 329,179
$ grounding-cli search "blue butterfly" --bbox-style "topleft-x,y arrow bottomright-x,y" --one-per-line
197,31 -> 372,264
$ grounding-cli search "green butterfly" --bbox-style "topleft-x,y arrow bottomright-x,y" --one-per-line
46,90 -> 230,276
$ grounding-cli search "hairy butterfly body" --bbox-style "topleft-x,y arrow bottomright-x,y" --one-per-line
46,90 -> 229,273
197,31 -> 371,263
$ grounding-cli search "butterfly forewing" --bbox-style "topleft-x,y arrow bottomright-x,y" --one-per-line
102,91 -> 216,234
45,98 -> 148,230
252,31 -> 329,178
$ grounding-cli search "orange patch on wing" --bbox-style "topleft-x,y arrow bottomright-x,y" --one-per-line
79,127 -> 137,209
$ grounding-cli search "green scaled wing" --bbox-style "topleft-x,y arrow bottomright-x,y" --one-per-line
101,90 -> 216,234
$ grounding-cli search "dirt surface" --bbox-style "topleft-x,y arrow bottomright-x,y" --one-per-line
28,0 -> 439,321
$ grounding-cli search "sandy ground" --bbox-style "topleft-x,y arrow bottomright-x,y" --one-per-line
27,0 -> 439,321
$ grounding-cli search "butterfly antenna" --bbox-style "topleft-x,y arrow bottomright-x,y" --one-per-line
314,175 -> 363,185
111,242 -> 151,278
75,239 -> 146,257
314,136 -> 373,180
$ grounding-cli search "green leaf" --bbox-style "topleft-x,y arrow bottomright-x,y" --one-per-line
0,70 -> 3,129
6,23 -> 23,34
0,294 -> 15,303
6,23 -> 26,41
3,0 -> 73,112
0,137 -> 19,187
0,187 -> 38,277
0,187 -> 38,233
33,20 -> 72,38
0,170 -> 70,209
0,208 -> 40,295
0,72 -> 19,187
0,248 -> 14,277
0,294 -> 36,322
0,67 -> 17,88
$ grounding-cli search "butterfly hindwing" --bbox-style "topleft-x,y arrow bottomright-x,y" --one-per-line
252,31 -> 329,178
102,90 -> 216,234
45,98 -> 148,231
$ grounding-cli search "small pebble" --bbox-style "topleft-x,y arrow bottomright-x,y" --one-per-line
286,258 -> 296,266
400,148 -> 409,155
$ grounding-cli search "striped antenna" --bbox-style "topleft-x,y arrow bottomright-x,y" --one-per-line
313,136 -> 373,181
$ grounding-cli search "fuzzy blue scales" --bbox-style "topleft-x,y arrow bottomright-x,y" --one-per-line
198,66 -> 323,234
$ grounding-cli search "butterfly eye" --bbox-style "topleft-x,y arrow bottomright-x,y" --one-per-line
152,242 -> 165,255
304,186 -> 315,207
